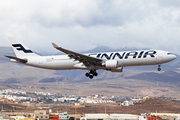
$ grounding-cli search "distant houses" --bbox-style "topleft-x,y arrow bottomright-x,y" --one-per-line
0,89 -> 151,107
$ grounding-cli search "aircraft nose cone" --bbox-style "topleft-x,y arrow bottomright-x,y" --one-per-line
169,54 -> 177,61
173,55 -> 177,60
164,53 -> 177,63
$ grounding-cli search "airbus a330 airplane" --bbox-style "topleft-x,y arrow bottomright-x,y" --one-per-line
5,37 -> 176,79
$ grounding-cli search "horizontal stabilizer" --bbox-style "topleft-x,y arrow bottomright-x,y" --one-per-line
5,56 -> 27,63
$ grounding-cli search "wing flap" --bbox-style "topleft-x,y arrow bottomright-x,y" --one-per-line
5,56 -> 27,63
52,43 -> 102,66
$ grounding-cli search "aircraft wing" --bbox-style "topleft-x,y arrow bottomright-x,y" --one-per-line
52,43 -> 103,66
5,55 -> 27,63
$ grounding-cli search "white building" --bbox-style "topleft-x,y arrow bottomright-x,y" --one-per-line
81,114 -> 109,120
80,114 -> 139,120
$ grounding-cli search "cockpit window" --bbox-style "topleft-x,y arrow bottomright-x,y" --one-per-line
167,53 -> 173,55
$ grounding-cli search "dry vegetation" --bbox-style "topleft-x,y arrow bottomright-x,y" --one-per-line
52,98 -> 180,114
1,98 -> 180,114
1,75 -> 180,98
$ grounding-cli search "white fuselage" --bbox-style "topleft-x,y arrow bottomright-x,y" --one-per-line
22,50 -> 176,70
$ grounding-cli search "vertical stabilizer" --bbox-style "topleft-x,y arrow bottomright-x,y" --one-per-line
8,37 -> 39,58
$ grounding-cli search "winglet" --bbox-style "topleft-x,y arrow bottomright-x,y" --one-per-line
52,43 -> 59,48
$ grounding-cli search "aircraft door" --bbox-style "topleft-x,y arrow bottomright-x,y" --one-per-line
157,51 -> 163,63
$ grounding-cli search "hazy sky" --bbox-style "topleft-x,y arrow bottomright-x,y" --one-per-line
1,0 -> 180,54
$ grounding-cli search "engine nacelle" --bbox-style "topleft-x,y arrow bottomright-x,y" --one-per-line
105,60 -> 118,68
111,67 -> 123,72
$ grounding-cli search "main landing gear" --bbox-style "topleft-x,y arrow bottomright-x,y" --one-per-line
85,70 -> 98,79
158,64 -> 161,71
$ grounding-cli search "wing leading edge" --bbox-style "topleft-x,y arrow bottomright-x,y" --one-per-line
52,43 -> 103,67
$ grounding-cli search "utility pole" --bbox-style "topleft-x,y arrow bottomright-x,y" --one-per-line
75,107 -> 77,114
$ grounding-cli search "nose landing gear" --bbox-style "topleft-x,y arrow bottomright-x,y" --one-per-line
85,70 -> 98,79
158,65 -> 161,71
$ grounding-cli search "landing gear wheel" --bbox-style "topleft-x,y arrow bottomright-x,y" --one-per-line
85,70 -> 98,79
94,72 -> 98,76
90,70 -> 94,74
158,68 -> 161,71
89,75 -> 93,79
158,65 -> 161,71
85,73 -> 89,77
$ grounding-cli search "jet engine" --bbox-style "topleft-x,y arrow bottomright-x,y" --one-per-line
104,60 -> 123,72
110,67 -> 123,72
105,60 -> 118,68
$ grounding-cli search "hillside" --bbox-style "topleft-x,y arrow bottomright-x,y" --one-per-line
0,47 -> 69,84
0,46 -> 180,97
1,46 -> 180,83
126,71 -> 180,83
1,98 -> 180,114
53,98 -> 180,114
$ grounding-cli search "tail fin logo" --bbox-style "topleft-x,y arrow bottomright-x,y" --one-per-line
12,44 -> 33,53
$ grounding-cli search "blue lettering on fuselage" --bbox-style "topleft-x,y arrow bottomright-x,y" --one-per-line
125,52 -> 138,59
96,50 -> 157,60
96,53 -> 101,58
143,51 -> 157,58
101,53 -> 113,60
112,52 -> 126,59
138,51 -> 144,58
